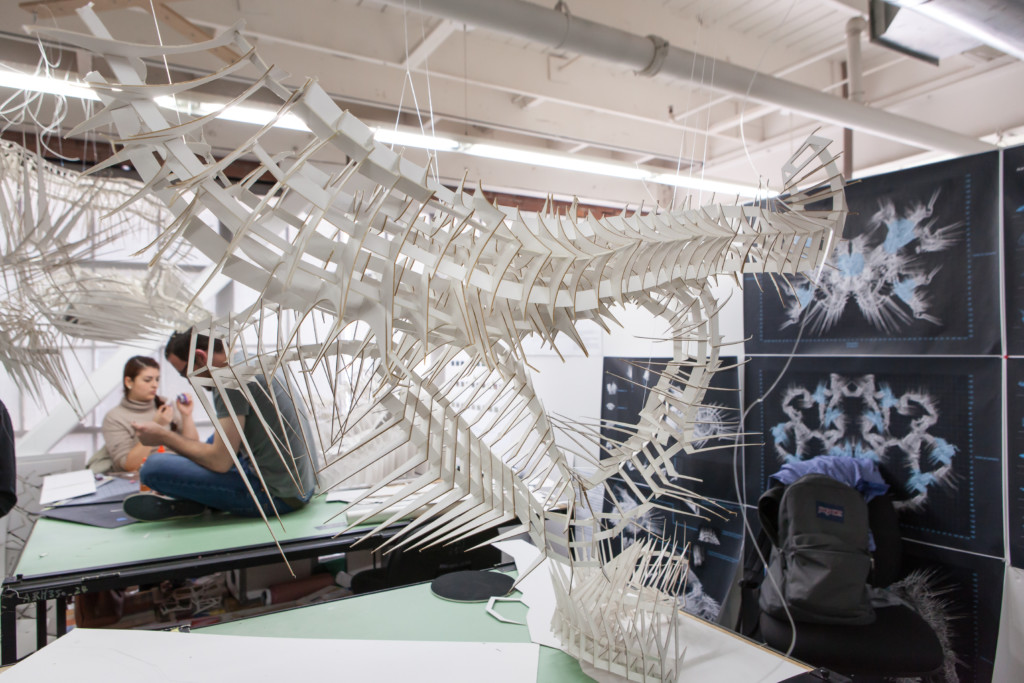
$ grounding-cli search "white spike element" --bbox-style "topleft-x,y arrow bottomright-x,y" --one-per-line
27,10 -> 846,680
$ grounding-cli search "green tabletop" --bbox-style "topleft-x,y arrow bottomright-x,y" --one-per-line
201,577 -> 591,681
13,497 -> 363,578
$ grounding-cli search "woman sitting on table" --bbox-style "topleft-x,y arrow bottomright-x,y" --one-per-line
101,355 -> 197,472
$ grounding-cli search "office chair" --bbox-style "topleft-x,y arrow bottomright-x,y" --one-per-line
757,490 -> 946,680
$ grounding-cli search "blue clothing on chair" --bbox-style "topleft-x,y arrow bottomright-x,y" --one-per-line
769,455 -> 889,501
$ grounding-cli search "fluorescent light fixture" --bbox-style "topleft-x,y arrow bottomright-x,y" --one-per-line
651,172 -> 774,198
154,96 -> 310,131
373,128 -> 459,151
462,143 -> 770,197
158,97 -> 458,150
211,104 -> 309,132
464,143 -> 651,181
0,70 -> 770,197
0,69 -> 99,101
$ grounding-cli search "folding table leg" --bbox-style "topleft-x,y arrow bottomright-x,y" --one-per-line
35,599 -> 47,650
55,597 -> 66,638
1,596 -> 17,664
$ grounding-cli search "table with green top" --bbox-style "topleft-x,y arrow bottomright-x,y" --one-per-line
0,497 -> 404,664
199,573 -> 810,682
201,573 -> 592,681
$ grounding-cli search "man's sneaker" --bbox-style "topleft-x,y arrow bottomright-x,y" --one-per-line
123,492 -> 207,522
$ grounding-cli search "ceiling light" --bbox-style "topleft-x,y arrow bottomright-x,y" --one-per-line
464,143 -> 651,181
0,70 -> 768,197
0,69 -> 100,101
373,128 -> 459,151
651,173 -> 775,198
463,142 -> 771,196
157,97 -> 461,151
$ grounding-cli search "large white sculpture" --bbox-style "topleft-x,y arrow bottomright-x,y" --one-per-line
0,138 -> 198,410
29,9 -> 845,680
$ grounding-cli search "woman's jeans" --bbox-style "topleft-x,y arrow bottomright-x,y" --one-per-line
139,452 -> 310,517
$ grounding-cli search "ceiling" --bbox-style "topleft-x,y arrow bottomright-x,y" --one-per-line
1,0 -> 1022,208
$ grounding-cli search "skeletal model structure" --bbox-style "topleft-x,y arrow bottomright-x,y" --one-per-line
30,8 -> 845,681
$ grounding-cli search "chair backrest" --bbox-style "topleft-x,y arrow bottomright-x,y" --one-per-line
865,492 -> 902,587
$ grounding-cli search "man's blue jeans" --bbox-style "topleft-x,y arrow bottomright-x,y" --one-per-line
139,452 -> 310,517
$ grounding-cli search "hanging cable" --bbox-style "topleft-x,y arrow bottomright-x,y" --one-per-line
147,0 -> 182,128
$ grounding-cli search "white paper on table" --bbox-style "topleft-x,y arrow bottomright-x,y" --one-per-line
38,470 -> 97,505
492,539 -> 562,649
325,485 -> 388,504
2,628 -> 540,683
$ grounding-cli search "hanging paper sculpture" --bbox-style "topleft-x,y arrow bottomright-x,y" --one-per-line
28,9 -> 845,681
0,138 -> 201,411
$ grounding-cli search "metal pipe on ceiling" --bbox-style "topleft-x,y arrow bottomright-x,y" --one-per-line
380,0 -> 993,157
845,16 -> 868,177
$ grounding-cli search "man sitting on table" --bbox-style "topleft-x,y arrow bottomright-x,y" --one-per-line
123,329 -> 317,522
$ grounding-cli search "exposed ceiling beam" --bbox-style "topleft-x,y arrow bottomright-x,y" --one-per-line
709,54 -> 907,135
401,18 -> 458,69
381,0 -> 993,156
146,2 -> 241,64
671,43 -> 848,123
182,16 -> 738,153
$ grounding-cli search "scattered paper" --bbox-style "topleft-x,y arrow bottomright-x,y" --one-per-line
492,539 -> 561,649
38,470 -> 97,505
325,485 -> 391,504
1,628 -> 540,683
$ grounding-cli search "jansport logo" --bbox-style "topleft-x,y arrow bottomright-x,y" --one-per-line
816,502 -> 844,522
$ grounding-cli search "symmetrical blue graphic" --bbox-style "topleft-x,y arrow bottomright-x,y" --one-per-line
771,373 -> 956,511
783,189 -> 961,335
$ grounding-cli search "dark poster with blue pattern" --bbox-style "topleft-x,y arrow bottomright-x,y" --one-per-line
744,151 -> 1000,355
900,542 -> 1004,683
743,355 -> 1003,557
1005,144 -> 1024,355
600,356 -> 742,622
1008,359 -> 1024,569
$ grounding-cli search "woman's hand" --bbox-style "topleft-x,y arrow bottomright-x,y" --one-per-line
154,403 -> 174,427
176,393 -> 194,418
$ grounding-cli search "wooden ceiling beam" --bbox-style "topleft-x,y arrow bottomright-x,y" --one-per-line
147,2 -> 242,64
19,0 -> 146,19
19,0 -> 241,64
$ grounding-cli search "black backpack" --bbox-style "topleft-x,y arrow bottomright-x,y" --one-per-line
756,473 -> 875,625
